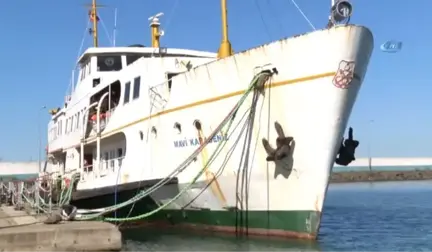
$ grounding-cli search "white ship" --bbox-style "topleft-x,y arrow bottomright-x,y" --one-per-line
45,0 -> 373,239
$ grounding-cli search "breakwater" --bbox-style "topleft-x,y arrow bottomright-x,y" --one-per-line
330,170 -> 432,183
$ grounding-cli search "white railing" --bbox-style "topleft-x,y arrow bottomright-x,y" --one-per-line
81,164 -> 96,181
80,156 -> 124,182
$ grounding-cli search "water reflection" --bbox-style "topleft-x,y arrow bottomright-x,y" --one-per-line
123,228 -> 322,251
123,181 -> 432,251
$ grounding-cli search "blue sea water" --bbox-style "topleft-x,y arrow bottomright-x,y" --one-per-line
0,173 -> 38,181
123,181 -> 432,251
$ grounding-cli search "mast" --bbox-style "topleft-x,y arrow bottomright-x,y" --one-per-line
148,13 -> 164,48
91,0 -> 99,47
217,0 -> 233,59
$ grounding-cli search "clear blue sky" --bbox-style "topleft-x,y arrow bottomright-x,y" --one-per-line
0,0 -> 430,161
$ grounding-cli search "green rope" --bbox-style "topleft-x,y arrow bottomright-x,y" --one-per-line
79,72 -> 268,222
22,173 -> 78,214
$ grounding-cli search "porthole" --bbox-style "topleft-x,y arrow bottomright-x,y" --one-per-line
193,120 -> 202,130
151,127 -> 157,138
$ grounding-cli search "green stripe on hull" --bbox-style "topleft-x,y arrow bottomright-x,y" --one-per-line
139,209 -> 321,239
72,190 -> 321,239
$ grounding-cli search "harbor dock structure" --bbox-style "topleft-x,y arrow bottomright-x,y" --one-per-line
331,157 -> 432,183
0,206 -> 122,251
0,172 -> 122,251
330,170 -> 432,183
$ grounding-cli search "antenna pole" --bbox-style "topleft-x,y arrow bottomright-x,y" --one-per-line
91,0 -> 99,47
113,8 -> 117,46
217,0 -> 233,59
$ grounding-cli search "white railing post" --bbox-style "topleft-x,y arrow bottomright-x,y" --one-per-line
18,181 -> 24,206
35,179 -> 40,214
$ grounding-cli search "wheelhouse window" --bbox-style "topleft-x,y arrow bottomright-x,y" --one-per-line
97,55 -> 122,72
124,82 -> 131,104
79,60 -> 91,81
133,76 -> 141,100
80,64 -> 86,81
126,54 -> 143,66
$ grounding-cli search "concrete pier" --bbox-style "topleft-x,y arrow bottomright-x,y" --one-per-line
0,206 -> 122,251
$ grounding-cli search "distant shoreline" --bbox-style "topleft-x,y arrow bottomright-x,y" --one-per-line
330,170 -> 432,183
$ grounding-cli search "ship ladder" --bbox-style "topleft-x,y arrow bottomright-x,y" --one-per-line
148,85 -> 168,110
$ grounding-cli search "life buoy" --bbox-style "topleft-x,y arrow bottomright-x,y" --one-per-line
91,113 -> 106,121
64,178 -> 71,188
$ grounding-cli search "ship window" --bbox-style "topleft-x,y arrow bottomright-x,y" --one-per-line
124,81 -> 131,104
70,117 -> 74,132
133,76 -> 141,100
104,152 -> 109,169
97,55 -> 122,72
109,150 -> 115,171
167,72 -> 179,91
117,148 -> 123,167
126,54 -> 143,65
81,65 -> 86,80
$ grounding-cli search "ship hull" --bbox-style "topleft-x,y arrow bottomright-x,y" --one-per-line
135,209 -> 319,239
60,25 -> 374,240
70,181 -> 319,239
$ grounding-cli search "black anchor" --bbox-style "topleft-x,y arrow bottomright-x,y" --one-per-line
335,127 -> 359,166
262,122 -> 293,161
